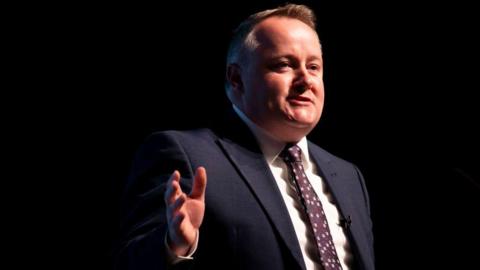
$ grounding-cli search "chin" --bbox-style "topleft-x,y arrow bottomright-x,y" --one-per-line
287,116 -> 317,129
288,109 -> 320,125
275,122 -> 314,142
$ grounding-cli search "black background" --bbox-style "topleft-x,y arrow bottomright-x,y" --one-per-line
13,0 -> 479,269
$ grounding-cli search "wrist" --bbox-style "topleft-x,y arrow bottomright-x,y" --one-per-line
166,230 -> 195,256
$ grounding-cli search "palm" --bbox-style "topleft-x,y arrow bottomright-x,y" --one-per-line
165,167 -> 207,255
185,198 -> 205,229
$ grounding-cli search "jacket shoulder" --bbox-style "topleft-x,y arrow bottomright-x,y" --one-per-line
308,141 -> 355,168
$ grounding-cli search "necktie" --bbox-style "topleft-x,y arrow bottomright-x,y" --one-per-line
281,144 -> 343,270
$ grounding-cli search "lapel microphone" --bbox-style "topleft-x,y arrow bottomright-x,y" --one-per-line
340,215 -> 352,229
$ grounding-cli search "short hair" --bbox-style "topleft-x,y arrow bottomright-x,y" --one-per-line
226,4 -> 317,66
225,4 -> 318,91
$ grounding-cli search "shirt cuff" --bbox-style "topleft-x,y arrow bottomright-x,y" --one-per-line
164,230 -> 199,264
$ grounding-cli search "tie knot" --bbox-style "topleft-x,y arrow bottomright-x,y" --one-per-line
280,144 -> 302,163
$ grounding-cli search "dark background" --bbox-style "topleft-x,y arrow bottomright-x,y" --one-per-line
16,0 -> 479,269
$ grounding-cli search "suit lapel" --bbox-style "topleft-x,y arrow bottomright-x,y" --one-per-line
308,142 -> 367,269
217,137 -> 306,270
307,143 -> 351,221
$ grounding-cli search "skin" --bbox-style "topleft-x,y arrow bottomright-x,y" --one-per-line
165,16 -> 324,256
228,16 -> 324,143
164,167 -> 206,256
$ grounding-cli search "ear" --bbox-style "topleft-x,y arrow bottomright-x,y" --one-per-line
226,63 -> 243,94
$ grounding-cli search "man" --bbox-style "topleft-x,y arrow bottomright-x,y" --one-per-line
115,4 -> 375,270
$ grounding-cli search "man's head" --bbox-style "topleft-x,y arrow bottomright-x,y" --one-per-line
225,4 -> 324,142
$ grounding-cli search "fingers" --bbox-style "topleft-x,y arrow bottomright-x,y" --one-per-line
167,194 -> 187,225
170,194 -> 186,212
165,167 -> 207,203
165,168 -> 205,255
165,170 -> 182,205
171,212 -> 186,233
190,167 -> 207,200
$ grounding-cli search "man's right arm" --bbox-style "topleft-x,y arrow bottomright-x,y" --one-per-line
164,168 -> 206,257
114,132 -> 205,270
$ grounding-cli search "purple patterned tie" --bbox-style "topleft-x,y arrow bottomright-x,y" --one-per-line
281,144 -> 343,270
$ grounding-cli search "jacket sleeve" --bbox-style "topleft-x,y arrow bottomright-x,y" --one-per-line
113,131 -> 195,270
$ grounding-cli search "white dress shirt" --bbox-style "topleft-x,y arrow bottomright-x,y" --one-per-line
234,105 -> 353,270
168,106 -> 353,269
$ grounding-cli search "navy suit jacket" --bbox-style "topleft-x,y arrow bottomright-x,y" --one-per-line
115,114 -> 375,270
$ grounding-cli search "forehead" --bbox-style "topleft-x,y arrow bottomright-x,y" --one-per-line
251,16 -> 321,50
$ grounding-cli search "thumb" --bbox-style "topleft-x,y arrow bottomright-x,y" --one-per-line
190,166 -> 207,200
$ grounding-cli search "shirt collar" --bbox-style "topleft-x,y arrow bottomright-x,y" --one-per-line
232,105 -> 310,166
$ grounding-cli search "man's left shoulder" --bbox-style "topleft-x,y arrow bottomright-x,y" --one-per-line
307,141 -> 357,170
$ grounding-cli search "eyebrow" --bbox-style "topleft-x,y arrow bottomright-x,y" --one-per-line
306,55 -> 323,62
267,54 -> 322,61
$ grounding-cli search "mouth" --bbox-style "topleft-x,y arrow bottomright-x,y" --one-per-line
287,95 -> 313,105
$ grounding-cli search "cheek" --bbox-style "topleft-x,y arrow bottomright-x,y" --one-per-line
263,75 -> 291,99
315,81 -> 325,101
317,90 -> 325,104
315,92 -> 325,115
248,73 -> 292,111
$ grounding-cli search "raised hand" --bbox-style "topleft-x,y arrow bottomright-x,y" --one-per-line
164,167 -> 207,256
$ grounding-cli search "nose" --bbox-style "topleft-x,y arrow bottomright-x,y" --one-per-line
293,67 -> 313,93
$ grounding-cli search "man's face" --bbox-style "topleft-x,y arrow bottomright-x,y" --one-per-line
239,17 -> 324,142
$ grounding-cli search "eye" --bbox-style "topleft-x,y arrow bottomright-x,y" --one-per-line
275,62 -> 290,69
308,64 -> 321,71
269,60 -> 292,72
